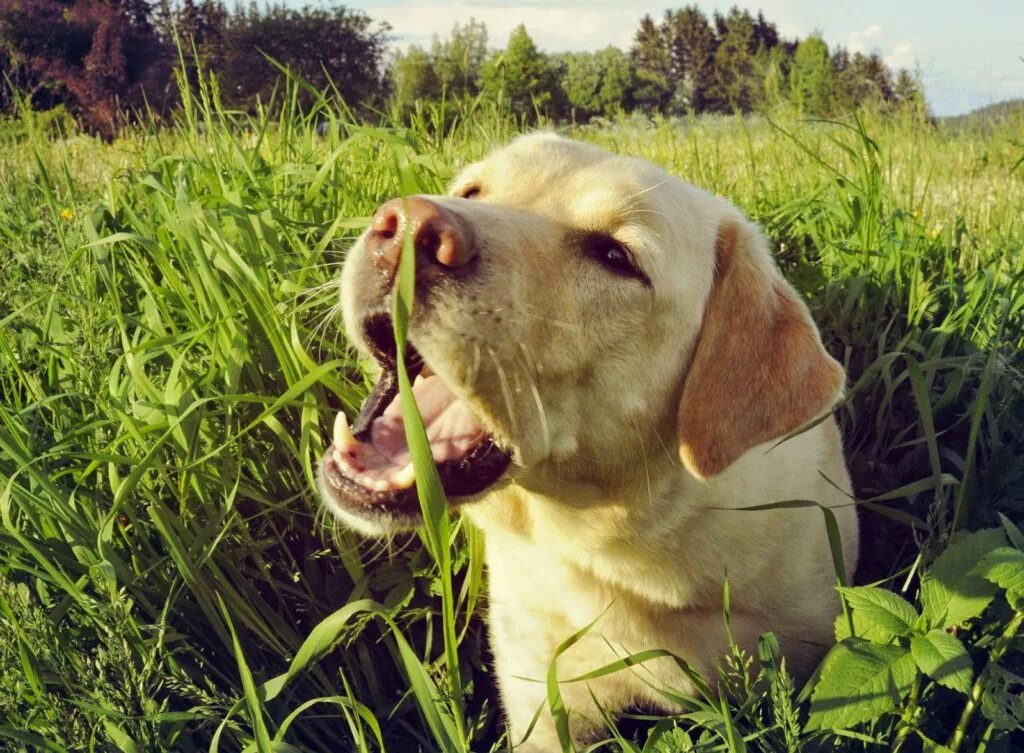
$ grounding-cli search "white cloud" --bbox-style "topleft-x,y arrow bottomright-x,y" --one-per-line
885,42 -> 917,72
845,24 -> 916,72
847,24 -> 883,55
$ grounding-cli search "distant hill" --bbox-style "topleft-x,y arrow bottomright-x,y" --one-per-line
943,98 -> 1024,128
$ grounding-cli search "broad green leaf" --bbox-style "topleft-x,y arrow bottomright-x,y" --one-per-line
920,528 -> 1006,628
837,586 -> 918,641
910,630 -> 973,694
807,639 -> 916,730
971,547 -> 1024,607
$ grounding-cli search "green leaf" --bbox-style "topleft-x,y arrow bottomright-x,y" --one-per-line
642,720 -> 693,753
102,721 -> 140,753
980,665 -> 1024,731
807,639 -> 916,730
218,595 -> 273,753
971,547 -> 1024,607
920,528 -> 1006,628
836,586 -> 918,642
998,512 -> 1024,551
910,630 -> 973,694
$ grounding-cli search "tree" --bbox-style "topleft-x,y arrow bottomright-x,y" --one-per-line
789,32 -> 833,115
663,5 -> 716,112
431,18 -> 487,98
706,7 -> 762,112
391,44 -> 439,113
481,24 -> 556,119
630,13 -> 673,114
893,67 -> 926,115
215,4 -> 390,112
834,50 -> 895,110
0,0 -> 173,137
561,46 -> 634,121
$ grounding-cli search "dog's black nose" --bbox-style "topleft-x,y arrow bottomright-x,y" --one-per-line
366,197 -> 476,277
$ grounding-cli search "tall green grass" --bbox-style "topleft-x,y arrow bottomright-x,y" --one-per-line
0,72 -> 1022,752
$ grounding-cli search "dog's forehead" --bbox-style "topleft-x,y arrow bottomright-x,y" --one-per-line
454,134 -> 678,224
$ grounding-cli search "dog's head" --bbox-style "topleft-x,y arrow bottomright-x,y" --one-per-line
319,133 -> 843,534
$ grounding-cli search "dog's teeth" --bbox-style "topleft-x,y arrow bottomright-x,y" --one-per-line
392,462 -> 417,489
353,472 -> 389,493
334,412 -> 356,450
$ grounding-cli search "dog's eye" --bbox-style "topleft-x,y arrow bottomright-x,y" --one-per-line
459,185 -> 482,199
582,233 -> 648,283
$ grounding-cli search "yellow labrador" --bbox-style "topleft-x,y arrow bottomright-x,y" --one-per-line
319,133 -> 858,750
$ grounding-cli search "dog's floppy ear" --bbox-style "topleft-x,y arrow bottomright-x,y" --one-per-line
677,218 -> 845,478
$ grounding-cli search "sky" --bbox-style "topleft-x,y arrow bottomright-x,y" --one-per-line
352,0 -> 1024,117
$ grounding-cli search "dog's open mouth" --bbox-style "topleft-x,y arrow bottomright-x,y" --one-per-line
321,313 -> 511,519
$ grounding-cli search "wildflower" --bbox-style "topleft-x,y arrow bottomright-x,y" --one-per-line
59,208 -> 75,222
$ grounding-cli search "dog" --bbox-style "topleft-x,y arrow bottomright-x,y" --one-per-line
318,133 -> 858,750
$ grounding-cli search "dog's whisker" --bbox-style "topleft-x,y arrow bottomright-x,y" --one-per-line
465,341 -> 482,393
487,346 -> 518,434
629,416 -> 655,512
305,301 -> 345,349
518,342 -> 552,459
279,278 -> 343,314
623,206 -> 672,222
621,177 -> 673,204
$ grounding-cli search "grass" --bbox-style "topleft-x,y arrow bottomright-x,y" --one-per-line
0,72 -> 1022,752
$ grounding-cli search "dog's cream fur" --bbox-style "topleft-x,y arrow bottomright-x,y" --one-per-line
332,133 -> 858,750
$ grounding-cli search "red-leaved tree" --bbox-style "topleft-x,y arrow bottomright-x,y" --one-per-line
0,0 -> 173,137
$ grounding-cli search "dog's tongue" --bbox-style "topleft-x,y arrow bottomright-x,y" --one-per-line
332,374 -> 487,491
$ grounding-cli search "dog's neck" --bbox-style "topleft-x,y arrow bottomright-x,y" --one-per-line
464,459 -> 716,609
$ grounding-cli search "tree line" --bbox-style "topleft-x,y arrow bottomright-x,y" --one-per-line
397,10 -> 924,122
0,1 -> 925,138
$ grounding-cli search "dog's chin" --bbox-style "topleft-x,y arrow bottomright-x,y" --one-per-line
318,312 -> 512,534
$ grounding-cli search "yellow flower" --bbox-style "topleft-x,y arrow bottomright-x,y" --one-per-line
59,208 -> 75,222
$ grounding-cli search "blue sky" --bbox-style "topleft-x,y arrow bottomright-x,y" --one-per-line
353,0 -> 1024,116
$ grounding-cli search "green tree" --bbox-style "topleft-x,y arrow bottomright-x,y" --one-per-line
707,7 -> 763,112
893,67 -> 926,115
560,46 -> 634,121
789,32 -> 833,115
431,18 -> 487,97
215,4 -> 390,112
390,44 -> 439,113
663,5 -> 716,112
630,14 -> 673,114
834,50 -> 895,111
481,24 -> 556,119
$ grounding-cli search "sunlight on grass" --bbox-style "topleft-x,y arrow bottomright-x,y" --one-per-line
0,66 -> 1022,752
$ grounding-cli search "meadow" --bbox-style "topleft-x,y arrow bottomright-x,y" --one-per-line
1,79 -> 1023,753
